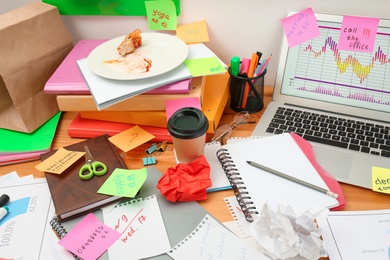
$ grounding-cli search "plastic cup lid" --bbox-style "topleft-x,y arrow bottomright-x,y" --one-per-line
167,107 -> 209,139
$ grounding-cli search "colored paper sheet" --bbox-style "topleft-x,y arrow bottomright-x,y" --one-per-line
0,112 -> 61,153
281,7 -> 320,47
184,57 -> 227,77
58,213 -> 121,260
43,0 -> 181,16
109,125 -> 155,152
338,15 -> 379,52
35,148 -> 85,174
98,168 -> 147,197
372,166 -> 390,194
176,20 -> 209,43
165,97 -> 201,121
145,0 -> 177,30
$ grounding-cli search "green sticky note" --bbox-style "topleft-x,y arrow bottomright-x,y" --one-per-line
372,166 -> 390,194
98,168 -> 147,197
145,0 -> 177,30
184,57 -> 227,77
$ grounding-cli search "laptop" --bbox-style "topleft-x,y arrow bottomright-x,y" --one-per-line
252,11 -> 390,189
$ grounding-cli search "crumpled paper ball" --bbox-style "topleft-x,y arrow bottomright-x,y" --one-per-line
156,155 -> 212,202
249,203 -> 328,260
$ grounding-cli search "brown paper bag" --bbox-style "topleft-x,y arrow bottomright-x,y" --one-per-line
0,2 -> 73,133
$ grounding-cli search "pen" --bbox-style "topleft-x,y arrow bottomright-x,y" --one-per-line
246,160 -> 339,198
241,53 -> 258,108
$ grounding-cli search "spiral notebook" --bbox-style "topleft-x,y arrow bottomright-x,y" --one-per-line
215,133 -> 339,222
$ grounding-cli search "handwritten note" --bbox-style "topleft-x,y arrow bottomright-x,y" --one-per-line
145,0 -> 177,30
338,15 -> 379,52
184,57 -> 226,77
109,125 -> 155,152
58,213 -> 121,260
281,7 -> 320,47
167,214 -> 269,259
98,168 -> 147,197
372,166 -> 390,194
103,195 -> 171,259
176,20 -> 209,43
35,147 -> 85,174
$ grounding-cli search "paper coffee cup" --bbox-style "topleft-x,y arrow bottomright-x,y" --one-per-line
167,107 -> 209,163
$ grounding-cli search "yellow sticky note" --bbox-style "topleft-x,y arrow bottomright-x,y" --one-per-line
176,20 -> 209,43
109,125 -> 155,152
35,147 -> 85,174
184,57 -> 227,77
372,166 -> 390,194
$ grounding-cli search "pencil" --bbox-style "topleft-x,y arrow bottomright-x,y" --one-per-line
246,161 -> 338,198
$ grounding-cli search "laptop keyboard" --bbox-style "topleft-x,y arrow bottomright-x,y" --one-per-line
266,106 -> 390,158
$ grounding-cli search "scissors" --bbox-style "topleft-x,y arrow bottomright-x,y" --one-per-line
79,145 -> 108,180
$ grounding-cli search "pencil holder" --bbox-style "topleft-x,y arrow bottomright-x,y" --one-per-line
228,67 -> 266,113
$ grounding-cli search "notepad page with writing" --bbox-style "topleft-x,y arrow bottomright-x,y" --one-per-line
102,195 -> 171,260
203,142 -> 231,192
167,214 -> 269,260
221,133 -> 339,212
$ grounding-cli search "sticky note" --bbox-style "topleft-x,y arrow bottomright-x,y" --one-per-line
176,20 -> 209,43
145,0 -> 177,30
338,15 -> 379,52
372,166 -> 390,194
98,168 -> 147,197
58,213 -> 121,260
35,147 -> 85,174
184,57 -> 226,77
109,126 -> 155,152
281,7 -> 320,47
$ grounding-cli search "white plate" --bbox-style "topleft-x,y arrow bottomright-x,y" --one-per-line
87,33 -> 188,80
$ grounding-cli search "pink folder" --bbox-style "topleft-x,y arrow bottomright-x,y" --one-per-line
290,133 -> 346,210
45,39 -> 191,95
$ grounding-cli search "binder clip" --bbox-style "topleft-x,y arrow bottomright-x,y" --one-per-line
145,140 -> 168,155
143,156 -> 156,166
145,143 -> 158,155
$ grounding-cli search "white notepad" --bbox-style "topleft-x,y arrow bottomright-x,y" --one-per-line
215,133 -> 339,220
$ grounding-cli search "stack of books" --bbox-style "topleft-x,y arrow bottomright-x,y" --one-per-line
45,39 -> 229,142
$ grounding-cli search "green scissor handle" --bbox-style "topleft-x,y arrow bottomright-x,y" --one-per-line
79,161 -> 107,180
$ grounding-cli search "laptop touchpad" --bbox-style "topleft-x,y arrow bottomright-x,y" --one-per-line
312,146 -> 353,180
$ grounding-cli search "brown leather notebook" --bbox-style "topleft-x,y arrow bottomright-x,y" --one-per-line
40,134 -> 127,222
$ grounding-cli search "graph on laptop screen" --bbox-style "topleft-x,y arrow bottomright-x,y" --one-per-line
281,20 -> 390,113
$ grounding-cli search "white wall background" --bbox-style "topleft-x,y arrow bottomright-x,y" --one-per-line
2,0 -> 390,86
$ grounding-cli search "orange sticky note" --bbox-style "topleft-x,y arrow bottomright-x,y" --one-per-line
35,147 -> 85,174
372,166 -> 390,194
109,125 -> 155,152
176,20 -> 209,43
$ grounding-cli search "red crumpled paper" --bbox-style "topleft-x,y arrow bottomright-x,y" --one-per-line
156,155 -> 212,202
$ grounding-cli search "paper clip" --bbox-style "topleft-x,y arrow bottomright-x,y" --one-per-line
143,156 -> 156,166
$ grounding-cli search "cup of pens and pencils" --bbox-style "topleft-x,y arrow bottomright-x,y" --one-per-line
229,52 -> 271,113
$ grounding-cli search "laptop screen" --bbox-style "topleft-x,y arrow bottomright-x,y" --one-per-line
278,13 -> 390,116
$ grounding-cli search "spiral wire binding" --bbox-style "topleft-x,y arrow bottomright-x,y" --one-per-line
50,216 -> 81,260
216,148 -> 259,222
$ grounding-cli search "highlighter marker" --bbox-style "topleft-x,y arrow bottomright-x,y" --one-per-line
0,194 -> 10,207
230,56 -> 240,76
0,206 -> 9,221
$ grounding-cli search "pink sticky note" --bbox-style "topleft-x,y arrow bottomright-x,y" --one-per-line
338,16 -> 379,52
165,97 -> 201,121
281,7 -> 320,47
58,213 -> 121,260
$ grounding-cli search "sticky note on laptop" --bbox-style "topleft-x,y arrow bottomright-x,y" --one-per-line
372,166 -> 390,194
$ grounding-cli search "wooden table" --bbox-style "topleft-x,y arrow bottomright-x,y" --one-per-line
1,86 -> 389,225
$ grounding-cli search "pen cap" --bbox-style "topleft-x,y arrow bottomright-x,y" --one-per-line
0,194 -> 10,207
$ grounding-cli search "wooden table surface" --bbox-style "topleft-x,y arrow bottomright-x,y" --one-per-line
1,86 -> 389,224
